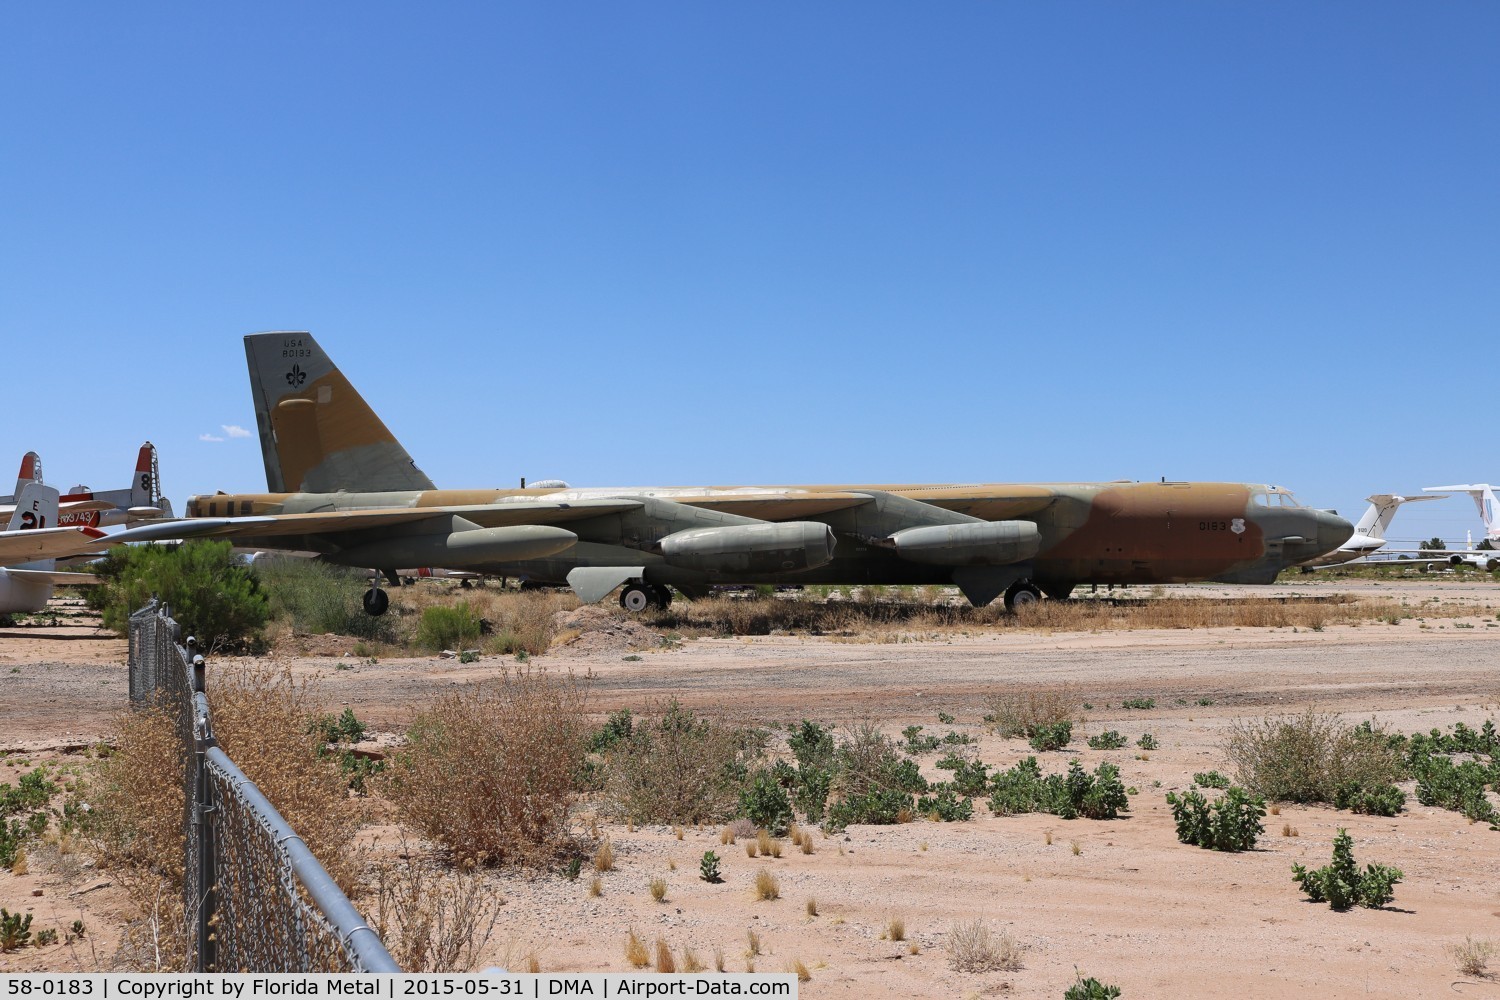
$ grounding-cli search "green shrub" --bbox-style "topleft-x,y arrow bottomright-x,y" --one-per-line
256,557 -> 398,642
827,788 -> 912,829
1065,973 -> 1122,1000
1333,781 -> 1406,817
414,601 -> 483,652
1166,787 -> 1264,851
1412,756 -> 1497,825
1087,730 -> 1128,750
902,726 -> 941,753
1121,697 -> 1155,710
85,540 -> 268,650
788,720 -> 836,771
1029,721 -> 1073,752
792,766 -> 832,823
1292,829 -> 1403,910
700,850 -> 722,883
948,760 -> 991,798
739,770 -> 793,835
605,701 -> 751,825
915,785 -> 974,822
588,710 -> 635,753
1224,710 -> 1402,804
987,758 -> 1128,820
1192,770 -> 1232,789
0,909 -> 32,951
1136,733 -> 1157,750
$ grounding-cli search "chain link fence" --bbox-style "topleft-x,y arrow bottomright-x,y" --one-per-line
128,600 -> 399,973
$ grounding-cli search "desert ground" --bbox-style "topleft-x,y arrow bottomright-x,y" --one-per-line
3,578 -> 1500,997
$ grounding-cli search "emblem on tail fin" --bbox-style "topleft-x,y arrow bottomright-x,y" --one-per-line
286,365 -> 307,387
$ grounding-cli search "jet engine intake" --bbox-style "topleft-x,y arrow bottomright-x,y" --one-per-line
328,524 -> 578,570
888,520 -> 1042,566
659,522 -> 835,575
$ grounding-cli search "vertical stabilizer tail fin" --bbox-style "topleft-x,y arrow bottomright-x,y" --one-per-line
13,452 -> 42,498
131,442 -> 159,508
8,483 -> 61,532
244,332 -> 436,494
1359,493 -> 1446,542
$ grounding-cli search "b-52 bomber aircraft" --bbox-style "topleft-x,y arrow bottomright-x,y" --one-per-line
110,332 -> 1353,616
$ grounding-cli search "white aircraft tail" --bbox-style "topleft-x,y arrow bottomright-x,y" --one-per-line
1353,494 -> 1445,541
1425,484 -> 1500,544
12,452 -> 42,498
7,482 -> 60,533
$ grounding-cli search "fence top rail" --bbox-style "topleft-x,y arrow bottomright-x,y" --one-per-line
203,746 -> 399,972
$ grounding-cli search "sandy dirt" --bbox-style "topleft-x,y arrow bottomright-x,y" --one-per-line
2,582 -> 1500,997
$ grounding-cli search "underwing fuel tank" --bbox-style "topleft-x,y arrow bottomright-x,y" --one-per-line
888,520 -> 1042,566
327,525 -> 577,570
660,522 -> 836,575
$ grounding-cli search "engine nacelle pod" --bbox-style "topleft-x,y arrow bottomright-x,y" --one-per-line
328,524 -> 578,570
659,522 -> 836,575
889,520 -> 1041,566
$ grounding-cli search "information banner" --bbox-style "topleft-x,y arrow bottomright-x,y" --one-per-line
0,975 -> 797,1000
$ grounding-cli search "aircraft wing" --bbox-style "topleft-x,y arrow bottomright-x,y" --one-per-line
668,492 -> 872,521
103,498 -> 646,545
0,526 -> 110,565
5,568 -> 99,585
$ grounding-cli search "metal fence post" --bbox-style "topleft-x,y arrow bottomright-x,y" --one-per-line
191,650 -> 217,972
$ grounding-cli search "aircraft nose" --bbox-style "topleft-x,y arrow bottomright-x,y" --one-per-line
1314,509 -> 1354,555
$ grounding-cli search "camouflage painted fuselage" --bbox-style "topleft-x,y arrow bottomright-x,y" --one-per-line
188,479 -> 1349,592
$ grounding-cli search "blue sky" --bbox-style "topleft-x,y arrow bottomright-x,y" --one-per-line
4,4 -> 1496,547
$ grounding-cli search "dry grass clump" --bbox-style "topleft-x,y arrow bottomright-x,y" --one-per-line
720,825 -> 735,845
1223,709 -> 1401,803
946,918 -> 1023,973
884,915 -> 906,942
206,663 -> 364,889
754,869 -> 780,900
745,839 -> 758,858
795,829 -> 815,854
637,589 -> 1446,639
624,929 -> 650,968
593,839 -> 615,872
805,896 -> 818,917
681,947 -> 706,972
89,665 -> 362,970
370,847 -> 501,972
985,685 -> 1081,738
788,959 -> 812,982
393,586 -> 576,657
588,877 -> 602,897
649,877 -> 668,903
388,667 -> 587,866
714,948 -> 726,972
654,939 -> 675,973
87,705 -> 185,880
604,699 -> 752,825
1450,935 -> 1495,977
746,929 -> 762,955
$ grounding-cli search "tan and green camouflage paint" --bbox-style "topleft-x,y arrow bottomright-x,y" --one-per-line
212,332 -> 1352,595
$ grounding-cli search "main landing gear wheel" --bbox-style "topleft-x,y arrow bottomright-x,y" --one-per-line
648,584 -> 673,610
619,583 -> 653,613
362,588 -> 390,617
1003,581 -> 1042,612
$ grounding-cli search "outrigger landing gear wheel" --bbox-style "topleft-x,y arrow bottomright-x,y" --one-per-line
362,588 -> 390,617
1003,580 -> 1042,612
619,583 -> 653,613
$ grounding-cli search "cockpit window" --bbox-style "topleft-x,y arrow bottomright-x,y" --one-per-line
1254,487 -> 1302,508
